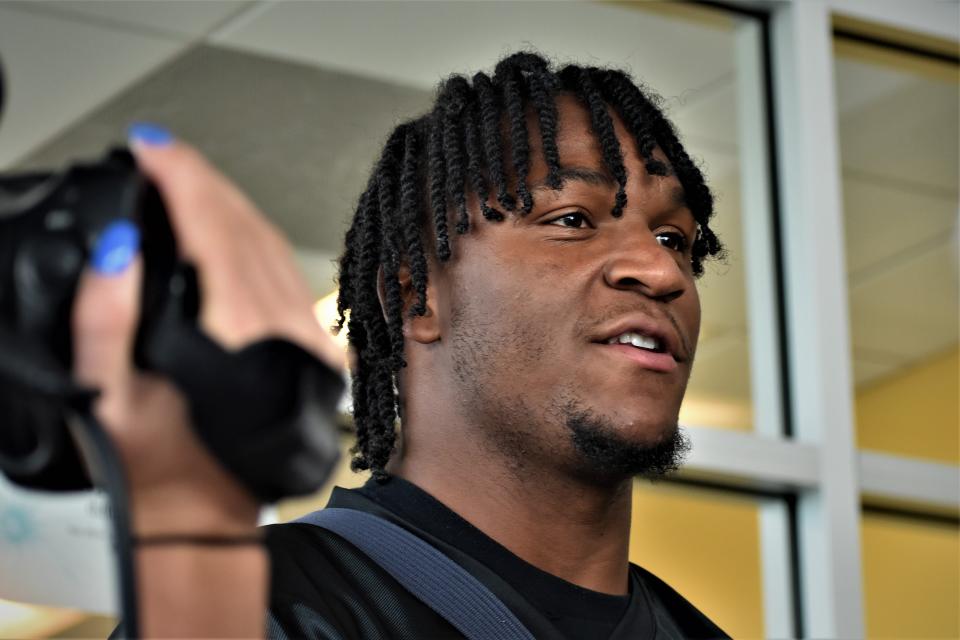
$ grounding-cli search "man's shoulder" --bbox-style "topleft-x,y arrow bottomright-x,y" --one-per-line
263,520 -> 460,639
264,519 -> 362,587
262,486 -> 393,598
632,564 -> 730,639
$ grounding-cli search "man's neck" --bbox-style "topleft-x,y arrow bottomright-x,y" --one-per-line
389,430 -> 634,596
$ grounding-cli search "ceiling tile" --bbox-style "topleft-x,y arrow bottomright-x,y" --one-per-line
6,0 -> 253,40
849,240 -> 959,366
835,58 -> 959,195
17,45 -> 432,257
0,7 -> 186,168
843,176 -> 957,275
211,1 -> 736,96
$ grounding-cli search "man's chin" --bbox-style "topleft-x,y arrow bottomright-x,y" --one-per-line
562,405 -> 691,482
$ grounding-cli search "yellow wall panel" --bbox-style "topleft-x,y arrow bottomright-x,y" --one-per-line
862,512 -> 960,638
856,348 -> 959,464
629,482 -> 765,638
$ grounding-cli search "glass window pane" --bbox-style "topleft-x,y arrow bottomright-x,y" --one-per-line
861,510 -> 960,638
645,8 -> 778,435
629,482 -> 767,638
834,37 -> 959,463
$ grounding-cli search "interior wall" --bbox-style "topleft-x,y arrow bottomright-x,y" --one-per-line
861,511 -> 960,638
855,348 -> 959,464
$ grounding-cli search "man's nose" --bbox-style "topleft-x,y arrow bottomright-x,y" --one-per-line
602,232 -> 688,303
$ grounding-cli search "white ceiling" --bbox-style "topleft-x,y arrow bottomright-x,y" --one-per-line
0,5 -> 180,168
207,0 -> 735,96
835,54 -> 959,387
16,0 -> 253,39
0,0 -> 956,409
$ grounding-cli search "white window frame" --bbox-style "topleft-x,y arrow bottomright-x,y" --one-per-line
676,1 -> 960,637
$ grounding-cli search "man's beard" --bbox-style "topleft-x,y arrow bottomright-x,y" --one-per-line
448,301 -> 691,483
561,400 -> 690,482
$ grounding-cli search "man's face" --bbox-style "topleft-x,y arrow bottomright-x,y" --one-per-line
436,95 -> 701,482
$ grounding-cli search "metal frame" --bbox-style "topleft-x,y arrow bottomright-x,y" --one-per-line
677,1 -> 959,637
860,452 -> 960,512
772,2 -> 866,636
683,428 -> 960,517
682,427 -> 818,490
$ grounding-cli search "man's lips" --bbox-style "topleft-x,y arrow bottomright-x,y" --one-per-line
593,343 -> 678,373
590,313 -> 687,364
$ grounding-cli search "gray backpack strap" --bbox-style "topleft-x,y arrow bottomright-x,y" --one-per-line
295,507 -> 535,640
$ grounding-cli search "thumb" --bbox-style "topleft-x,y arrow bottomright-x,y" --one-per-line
72,221 -> 143,410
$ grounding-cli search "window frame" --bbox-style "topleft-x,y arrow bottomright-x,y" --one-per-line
670,1 -> 960,637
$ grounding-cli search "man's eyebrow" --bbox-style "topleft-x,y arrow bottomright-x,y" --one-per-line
530,167 -> 690,210
530,166 -> 617,193
671,186 -> 687,208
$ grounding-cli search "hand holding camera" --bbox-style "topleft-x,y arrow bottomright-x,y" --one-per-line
0,125 -> 347,636
1,122 -> 347,519
71,127 -> 345,533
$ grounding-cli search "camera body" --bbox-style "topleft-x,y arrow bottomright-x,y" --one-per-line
0,149 -> 175,490
0,149 -> 342,500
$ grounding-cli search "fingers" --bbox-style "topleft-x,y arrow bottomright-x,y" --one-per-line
73,240 -> 143,422
126,124 -> 345,371
127,124 -> 259,264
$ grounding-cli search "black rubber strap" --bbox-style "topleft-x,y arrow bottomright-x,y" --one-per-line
138,266 -> 343,503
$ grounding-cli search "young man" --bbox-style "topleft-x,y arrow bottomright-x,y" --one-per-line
76,52 -> 727,638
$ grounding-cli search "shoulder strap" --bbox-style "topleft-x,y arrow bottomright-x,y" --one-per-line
295,507 -> 534,640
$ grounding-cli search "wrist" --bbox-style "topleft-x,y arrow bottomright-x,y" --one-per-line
131,480 -> 260,537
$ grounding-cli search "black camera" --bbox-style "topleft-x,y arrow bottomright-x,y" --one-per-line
0,149 -> 342,501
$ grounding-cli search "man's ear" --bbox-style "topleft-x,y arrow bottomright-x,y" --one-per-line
376,264 -> 441,344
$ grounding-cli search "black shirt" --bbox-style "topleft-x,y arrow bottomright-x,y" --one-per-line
265,476 -> 728,639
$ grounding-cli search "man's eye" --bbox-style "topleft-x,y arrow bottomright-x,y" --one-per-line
656,231 -> 688,252
548,212 -> 591,229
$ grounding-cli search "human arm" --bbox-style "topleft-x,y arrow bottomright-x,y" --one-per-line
72,127 -> 344,637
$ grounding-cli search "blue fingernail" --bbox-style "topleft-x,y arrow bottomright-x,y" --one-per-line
128,122 -> 173,146
91,220 -> 140,275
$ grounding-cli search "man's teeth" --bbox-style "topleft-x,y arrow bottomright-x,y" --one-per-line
606,331 -> 661,351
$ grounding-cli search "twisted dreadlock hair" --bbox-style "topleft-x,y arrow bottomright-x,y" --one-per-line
335,52 -> 724,480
